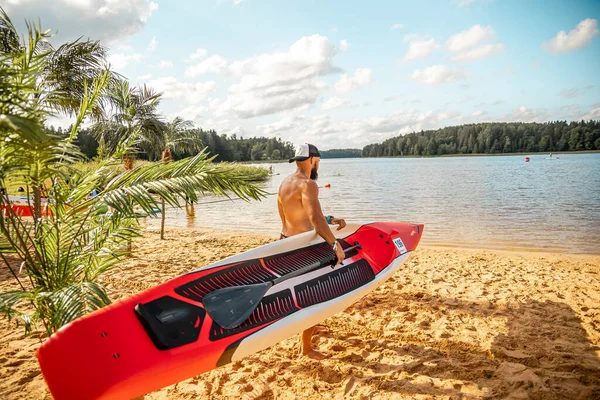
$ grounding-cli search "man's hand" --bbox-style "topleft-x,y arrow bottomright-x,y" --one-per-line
334,240 -> 345,265
331,217 -> 346,231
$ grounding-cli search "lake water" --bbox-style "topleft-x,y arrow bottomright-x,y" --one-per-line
148,154 -> 600,255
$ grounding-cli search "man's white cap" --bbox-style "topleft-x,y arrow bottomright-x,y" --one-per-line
288,143 -> 321,163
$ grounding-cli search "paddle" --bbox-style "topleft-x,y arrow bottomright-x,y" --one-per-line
203,242 -> 362,329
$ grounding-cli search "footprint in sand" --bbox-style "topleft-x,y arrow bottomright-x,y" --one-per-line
343,376 -> 364,396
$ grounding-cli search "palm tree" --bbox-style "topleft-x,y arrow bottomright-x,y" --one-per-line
94,80 -> 163,169
0,7 -> 117,120
0,10 -> 266,336
139,117 -> 202,161
139,117 -> 205,238
0,7 -> 119,220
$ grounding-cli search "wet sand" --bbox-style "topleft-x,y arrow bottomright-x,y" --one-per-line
1,227 -> 599,399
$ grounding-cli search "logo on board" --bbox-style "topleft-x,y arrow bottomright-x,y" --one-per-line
393,238 -> 408,255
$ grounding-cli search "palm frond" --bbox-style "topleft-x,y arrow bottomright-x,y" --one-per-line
44,39 -> 117,119
96,150 -> 265,216
47,282 -> 110,331
0,290 -> 36,333
0,7 -> 21,54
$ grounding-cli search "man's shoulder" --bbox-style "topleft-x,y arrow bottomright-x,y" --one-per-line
280,174 -> 317,192
298,178 -> 318,193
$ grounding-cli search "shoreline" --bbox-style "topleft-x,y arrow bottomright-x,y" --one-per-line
1,226 -> 599,399
239,150 -> 600,163
145,223 -> 600,256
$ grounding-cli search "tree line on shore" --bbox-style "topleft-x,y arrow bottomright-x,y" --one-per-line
47,125 -> 363,162
361,121 -> 600,157
46,125 -> 297,162
51,119 -> 600,163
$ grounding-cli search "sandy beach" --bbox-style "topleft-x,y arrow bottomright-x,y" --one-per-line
1,226 -> 599,399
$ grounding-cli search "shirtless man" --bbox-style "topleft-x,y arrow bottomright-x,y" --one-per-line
277,143 -> 347,360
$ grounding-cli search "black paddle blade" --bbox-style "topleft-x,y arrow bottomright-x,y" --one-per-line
203,282 -> 272,329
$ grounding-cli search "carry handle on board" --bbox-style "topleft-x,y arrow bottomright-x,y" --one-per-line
203,242 -> 362,329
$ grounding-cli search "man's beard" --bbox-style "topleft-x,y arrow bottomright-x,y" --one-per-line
310,165 -> 318,180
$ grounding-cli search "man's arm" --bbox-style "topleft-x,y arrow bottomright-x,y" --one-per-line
301,180 -> 334,243
301,180 -> 345,263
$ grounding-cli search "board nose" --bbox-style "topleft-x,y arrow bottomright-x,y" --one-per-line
402,223 -> 424,252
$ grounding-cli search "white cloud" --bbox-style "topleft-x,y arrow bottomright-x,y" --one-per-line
4,0 -> 158,43
458,0 -> 476,6
411,65 -> 464,85
402,37 -> 440,61
559,85 -> 594,98
402,34 -> 420,43
188,48 -> 208,62
257,114 -> 305,137
156,60 -> 173,69
185,55 -> 228,77
558,104 -> 581,118
174,105 -> 207,122
116,44 -> 135,53
335,68 -> 373,94
499,106 -> 550,123
543,18 -> 599,53
109,52 -> 143,70
322,96 -> 351,110
148,36 -> 157,52
446,25 -> 504,63
148,76 -> 217,104
391,24 -> 404,31
340,40 -> 350,51
446,24 -> 495,52
137,73 -> 152,81
581,106 -> 600,120
225,34 -> 340,118
256,108 -> 487,149
450,43 -> 504,62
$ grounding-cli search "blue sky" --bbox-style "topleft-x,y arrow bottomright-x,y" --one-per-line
6,0 -> 600,149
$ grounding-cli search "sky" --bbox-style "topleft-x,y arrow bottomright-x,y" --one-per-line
4,0 -> 600,149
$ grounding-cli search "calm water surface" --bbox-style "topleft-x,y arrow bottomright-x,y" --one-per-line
149,154 -> 600,254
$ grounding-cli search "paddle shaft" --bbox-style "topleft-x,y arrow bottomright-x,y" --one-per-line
271,243 -> 361,285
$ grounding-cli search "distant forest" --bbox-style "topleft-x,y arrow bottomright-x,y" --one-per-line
46,126 -> 296,162
320,149 -> 362,158
48,120 -> 600,162
361,121 -> 600,157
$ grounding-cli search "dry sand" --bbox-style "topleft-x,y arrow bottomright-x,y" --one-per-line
1,227 -> 599,399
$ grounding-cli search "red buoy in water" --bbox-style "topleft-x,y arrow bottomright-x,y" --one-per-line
525,157 -> 530,162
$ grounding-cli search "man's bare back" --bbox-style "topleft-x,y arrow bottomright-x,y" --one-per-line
278,172 -> 317,237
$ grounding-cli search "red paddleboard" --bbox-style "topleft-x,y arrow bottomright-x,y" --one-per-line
1,195 -> 50,217
37,221 -> 424,399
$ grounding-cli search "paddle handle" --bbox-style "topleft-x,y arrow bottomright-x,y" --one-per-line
271,243 -> 361,285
